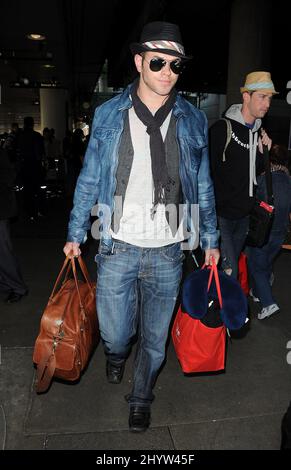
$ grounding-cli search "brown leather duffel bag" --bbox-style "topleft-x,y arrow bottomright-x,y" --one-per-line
33,255 -> 99,393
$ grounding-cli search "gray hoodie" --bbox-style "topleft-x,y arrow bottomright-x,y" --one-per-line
225,104 -> 261,197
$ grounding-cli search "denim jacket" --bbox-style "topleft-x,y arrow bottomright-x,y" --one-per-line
67,83 -> 219,250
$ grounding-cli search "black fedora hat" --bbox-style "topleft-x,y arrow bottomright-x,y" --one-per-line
130,21 -> 192,60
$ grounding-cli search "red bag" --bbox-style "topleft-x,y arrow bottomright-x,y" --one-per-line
238,252 -> 249,295
172,263 -> 226,373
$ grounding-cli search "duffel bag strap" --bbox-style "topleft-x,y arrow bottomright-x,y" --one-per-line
35,353 -> 56,393
71,256 -> 85,313
76,256 -> 95,293
49,256 -> 71,300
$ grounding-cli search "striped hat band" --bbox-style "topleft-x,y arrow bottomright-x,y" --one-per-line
240,71 -> 278,94
246,82 -> 275,90
142,40 -> 185,56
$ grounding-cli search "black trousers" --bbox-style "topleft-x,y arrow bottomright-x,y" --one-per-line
23,178 -> 46,218
0,219 -> 27,295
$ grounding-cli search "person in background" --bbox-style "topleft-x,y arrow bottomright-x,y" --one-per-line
4,123 -> 22,187
63,130 -> 75,196
4,123 -> 21,164
18,117 -> 45,220
0,146 -> 28,303
248,144 -> 291,319
63,21 -> 219,432
43,127 -> 53,163
71,128 -> 85,173
210,71 -> 275,279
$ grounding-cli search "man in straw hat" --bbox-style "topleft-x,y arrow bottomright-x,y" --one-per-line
64,21 -> 219,432
210,71 -> 277,279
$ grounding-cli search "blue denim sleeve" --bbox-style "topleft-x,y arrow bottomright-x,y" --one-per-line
198,112 -> 219,250
67,110 -> 101,244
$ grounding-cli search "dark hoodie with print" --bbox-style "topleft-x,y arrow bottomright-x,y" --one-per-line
209,104 -> 265,219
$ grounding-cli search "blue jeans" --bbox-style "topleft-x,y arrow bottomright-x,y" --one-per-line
95,240 -> 184,407
218,216 -> 249,279
247,231 -> 285,307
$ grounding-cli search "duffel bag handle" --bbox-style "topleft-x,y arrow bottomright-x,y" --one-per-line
76,255 -> 94,291
71,256 -> 95,311
49,254 -> 94,301
62,254 -> 92,287
49,256 -> 71,300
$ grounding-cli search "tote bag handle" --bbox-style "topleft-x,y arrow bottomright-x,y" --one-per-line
204,261 -> 223,309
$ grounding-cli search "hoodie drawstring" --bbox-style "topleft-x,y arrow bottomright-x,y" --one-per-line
249,130 -> 258,197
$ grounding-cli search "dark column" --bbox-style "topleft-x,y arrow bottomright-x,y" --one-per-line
226,0 -> 272,106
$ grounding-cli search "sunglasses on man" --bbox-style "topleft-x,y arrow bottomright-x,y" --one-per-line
142,56 -> 185,75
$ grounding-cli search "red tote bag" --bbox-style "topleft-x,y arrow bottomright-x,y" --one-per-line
172,263 -> 226,373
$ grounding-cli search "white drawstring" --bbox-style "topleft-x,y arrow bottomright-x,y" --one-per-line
253,131 -> 258,187
249,130 -> 258,197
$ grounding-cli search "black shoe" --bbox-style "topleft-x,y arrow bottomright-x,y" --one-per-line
129,406 -> 151,433
5,290 -> 28,303
106,361 -> 125,384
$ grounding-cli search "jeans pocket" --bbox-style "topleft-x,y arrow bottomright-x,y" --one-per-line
95,241 -> 128,262
160,244 -> 185,262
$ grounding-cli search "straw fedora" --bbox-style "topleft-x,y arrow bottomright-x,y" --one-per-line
130,21 -> 192,60
240,71 -> 279,94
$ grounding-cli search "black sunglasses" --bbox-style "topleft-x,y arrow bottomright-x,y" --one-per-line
143,56 -> 185,75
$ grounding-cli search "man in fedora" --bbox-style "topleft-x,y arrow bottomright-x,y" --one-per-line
63,21 -> 219,432
210,71 -> 277,279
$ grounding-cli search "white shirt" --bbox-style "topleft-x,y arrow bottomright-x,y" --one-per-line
111,107 -> 185,247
